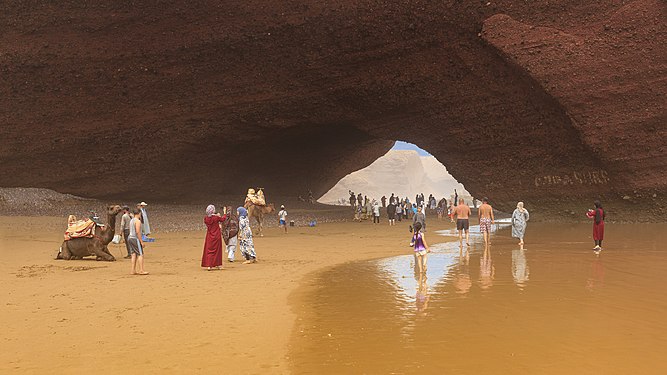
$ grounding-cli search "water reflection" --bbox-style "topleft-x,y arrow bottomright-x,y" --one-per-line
512,249 -> 529,288
290,222 -> 667,374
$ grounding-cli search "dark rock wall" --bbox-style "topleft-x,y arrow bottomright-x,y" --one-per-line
0,1 -> 664,216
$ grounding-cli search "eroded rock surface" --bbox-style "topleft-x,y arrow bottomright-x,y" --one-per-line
0,1 -> 664,217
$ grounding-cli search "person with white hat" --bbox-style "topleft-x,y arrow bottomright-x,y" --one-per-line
136,202 -> 151,237
278,205 -> 288,233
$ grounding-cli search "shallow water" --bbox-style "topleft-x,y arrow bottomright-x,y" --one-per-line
289,221 -> 667,374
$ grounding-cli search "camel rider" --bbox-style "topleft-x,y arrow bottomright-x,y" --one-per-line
244,188 -> 266,208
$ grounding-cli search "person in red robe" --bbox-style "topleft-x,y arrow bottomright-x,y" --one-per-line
202,204 -> 228,270
586,200 -> 606,251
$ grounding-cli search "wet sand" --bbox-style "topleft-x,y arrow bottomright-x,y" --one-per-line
289,221 -> 667,374
3,214 -> 665,374
0,215 -> 421,374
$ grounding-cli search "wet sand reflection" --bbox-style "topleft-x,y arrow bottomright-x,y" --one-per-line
290,221 -> 667,374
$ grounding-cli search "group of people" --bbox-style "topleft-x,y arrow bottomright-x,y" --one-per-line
202,205 -> 257,270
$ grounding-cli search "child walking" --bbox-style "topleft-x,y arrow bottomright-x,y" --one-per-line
410,222 -> 430,274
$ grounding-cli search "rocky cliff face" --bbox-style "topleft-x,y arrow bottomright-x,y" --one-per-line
0,1 -> 664,217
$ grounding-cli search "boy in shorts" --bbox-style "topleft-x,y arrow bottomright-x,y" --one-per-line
278,205 -> 288,233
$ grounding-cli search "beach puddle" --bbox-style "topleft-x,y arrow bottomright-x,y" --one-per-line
289,222 -> 667,374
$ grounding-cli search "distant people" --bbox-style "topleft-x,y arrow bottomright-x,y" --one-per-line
349,191 -> 356,207
372,201 -> 381,224
413,206 -> 426,232
202,204 -> 226,271
222,206 -> 239,262
478,197 -> 495,246
390,193 -> 396,205
307,190 -> 314,204
357,193 -> 363,207
454,189 -> 458,207
387,201 -> 396,226
137,202 -> 151,237
354,203 -> 362,222
237,207 -> 257,264
437,198 -> 447,220
395,201 -> 403,222
511,202 -> 530,250
128,208 -> 148,275
364,195 -> 369,207
454,198 -> 471,247
120,206 -> 132,259
278,205 -> 288,233
410,222 -> 430,274
381,196 -> 387,208
586,200 -> 606,251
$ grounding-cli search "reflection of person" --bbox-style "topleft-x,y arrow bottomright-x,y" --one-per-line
454,254 -> 471,295
512,249 -> 529,287
237,207 -> 257,264
202,204 -> 227,271
415,272 -> 430,313
586,200 -> 605,251
410,222 -> 430,274
511,202 -> 530,250
479,246 -> 494,290
478,198 -> 494,246
454,199 -> 471,247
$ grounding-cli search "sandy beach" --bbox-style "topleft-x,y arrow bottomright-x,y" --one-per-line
0,213 -> 439,374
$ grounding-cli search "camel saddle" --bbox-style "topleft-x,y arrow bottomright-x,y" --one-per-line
64,219 -> 98,241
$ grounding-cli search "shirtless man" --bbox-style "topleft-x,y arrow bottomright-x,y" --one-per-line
453,198 -> 471,247
478,197 -> 495,246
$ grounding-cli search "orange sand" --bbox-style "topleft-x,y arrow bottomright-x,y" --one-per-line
0,216 -> 427,373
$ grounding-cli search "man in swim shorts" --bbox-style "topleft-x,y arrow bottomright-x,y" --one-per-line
453,198 -> 471,248
478,197 -> 495,246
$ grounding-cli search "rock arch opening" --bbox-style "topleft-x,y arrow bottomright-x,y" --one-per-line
318,141 -> 472,209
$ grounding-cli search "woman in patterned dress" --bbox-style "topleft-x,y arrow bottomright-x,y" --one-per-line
237,207 -> 257,264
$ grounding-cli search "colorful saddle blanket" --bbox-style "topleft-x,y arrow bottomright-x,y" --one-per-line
64,219 -> 97,241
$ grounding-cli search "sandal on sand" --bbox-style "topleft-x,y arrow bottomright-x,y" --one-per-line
137,272 -> 149,275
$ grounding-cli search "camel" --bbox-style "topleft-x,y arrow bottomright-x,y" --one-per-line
55,204 -> 122,261
247,203 -> 275,237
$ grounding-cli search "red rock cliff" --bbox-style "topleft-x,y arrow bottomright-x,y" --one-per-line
0,1 -> 664,217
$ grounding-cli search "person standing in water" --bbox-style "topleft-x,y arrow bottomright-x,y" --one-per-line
586,200 -> 606,251
410,222 -> 430,274
478,197 -> 495,246
511,202 -> 530,250
454,198 -> 471,247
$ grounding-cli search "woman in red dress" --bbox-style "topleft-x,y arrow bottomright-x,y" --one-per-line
586,200 -> 605,251
202,204 -> 228,270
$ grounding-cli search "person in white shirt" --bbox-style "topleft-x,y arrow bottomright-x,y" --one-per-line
278,205 -> 288,233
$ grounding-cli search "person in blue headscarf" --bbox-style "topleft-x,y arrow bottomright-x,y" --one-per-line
237,207 -> 257,263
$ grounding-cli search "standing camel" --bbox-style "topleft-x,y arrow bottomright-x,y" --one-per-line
247,203 -> 275,236
56,205 -> 122,261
